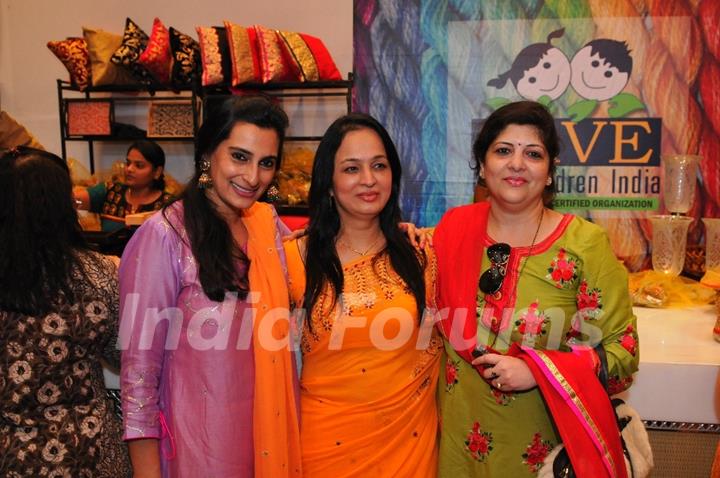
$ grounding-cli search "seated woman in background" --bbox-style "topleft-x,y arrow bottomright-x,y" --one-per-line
74,139 -> 173,232
0,147 -> 131,477
433,101 -> 638,477
284,113 -> 441,477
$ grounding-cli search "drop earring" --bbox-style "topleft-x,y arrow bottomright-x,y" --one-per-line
546,176 -> 552,186
198,158 -> 213,189
265,184 -> 280,202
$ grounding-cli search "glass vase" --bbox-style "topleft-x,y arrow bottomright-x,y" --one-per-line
649,215 -> 693,276
662,154 -> 701,214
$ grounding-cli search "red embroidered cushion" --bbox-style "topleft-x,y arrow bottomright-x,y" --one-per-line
47,38 -> 91,90
277,30 -> 317,82
254,25 -> 298,83
224,21 -> 261,85
298,33 -> 342,81
137,18 -> 172,85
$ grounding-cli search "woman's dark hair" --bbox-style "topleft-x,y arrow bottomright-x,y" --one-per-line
0,146 -> 90,315
304,113 -> 426,323
166,95 -> 288,302
472,100 -> 559,206
127,139 -> 166,191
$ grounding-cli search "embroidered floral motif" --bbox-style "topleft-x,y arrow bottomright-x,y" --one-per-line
515,300 -> 548,338
445,358 -> 460,392
522,432 -> 554,473
608,375 -> 634,395
547,248 -> 578,288
465,422 -> 493,462
619,324 -> 638,356
490,387 -> 514,405
576,279 -> 603,320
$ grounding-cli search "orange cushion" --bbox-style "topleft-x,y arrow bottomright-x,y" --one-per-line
196,26 -> 232,87
298,33 -> 342,81
137,18 -> 173,85
47,38 -> 92,90
224,21 -> 261,85
254,25 -> 298,83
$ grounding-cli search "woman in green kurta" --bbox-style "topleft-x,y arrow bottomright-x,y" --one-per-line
433,101 -> 639,477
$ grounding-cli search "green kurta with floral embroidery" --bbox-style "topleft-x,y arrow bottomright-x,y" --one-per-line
434,203 -> 639,477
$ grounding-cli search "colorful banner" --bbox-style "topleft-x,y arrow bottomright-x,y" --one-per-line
354,0 -> 720,271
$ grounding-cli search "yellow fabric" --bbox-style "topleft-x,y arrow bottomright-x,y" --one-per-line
284,240 -> 441,477
628,270 -> 715,308
83,27 -> 135,86
224,21 -> 257,85
243,202 -> 302,477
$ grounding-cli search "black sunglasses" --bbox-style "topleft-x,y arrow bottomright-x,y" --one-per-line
479,243 -> 511,295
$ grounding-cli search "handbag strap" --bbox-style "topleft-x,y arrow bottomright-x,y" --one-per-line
593,343 -> 610,392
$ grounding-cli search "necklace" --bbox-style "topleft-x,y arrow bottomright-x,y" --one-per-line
338,235 -> 382,256
519,207 -> 545,276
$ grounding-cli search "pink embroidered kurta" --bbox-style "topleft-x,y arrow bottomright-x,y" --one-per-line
119,202 -> 290,477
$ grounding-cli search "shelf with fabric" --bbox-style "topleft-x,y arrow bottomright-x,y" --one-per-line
56,79 -> 200,174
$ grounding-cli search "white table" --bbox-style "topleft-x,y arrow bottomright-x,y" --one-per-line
619,306 -> 720,425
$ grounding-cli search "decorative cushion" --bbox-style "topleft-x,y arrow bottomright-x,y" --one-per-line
298,33 -> 342,81
137,18 -> 173,85
47,37 -> 92,90
196,26 -> 232,87
169,27 -> 200,88
83,27 -> 136,86
110,17 -> 155,86
224,21 -> 261,85
254,25 -> 298,83
277,30 -> 319,82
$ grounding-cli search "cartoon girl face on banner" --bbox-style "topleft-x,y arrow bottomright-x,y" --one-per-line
570,39 -> 633,101
487,28 -> 571,102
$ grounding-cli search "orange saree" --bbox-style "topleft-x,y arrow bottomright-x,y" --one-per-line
284,240 -> 441,478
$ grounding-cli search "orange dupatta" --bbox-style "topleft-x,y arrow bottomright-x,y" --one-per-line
243,202 -> 302,477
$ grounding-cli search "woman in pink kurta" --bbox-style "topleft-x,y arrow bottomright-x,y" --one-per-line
120,96 -> 301,478
120,202 -> 283,475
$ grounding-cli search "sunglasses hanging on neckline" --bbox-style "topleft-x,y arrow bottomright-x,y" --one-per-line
479,242 -> 511,295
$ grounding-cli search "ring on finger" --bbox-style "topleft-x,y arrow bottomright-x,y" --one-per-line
495,381 -> 502,389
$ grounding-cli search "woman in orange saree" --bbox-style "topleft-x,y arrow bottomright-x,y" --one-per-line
284,113 -> 441,477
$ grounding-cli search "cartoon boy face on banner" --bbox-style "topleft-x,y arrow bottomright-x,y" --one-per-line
570,39 -> 632,101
